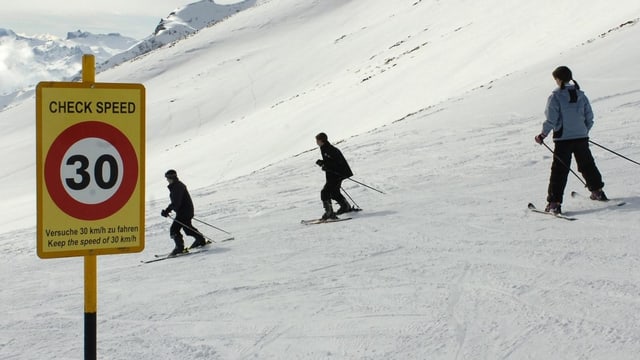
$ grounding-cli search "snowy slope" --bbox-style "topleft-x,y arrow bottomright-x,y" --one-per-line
2,0 -> 640,359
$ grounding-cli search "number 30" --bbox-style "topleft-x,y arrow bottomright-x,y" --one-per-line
65,154 -> 118,190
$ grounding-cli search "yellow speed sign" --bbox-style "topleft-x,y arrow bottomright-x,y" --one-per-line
36,82 -> 145,258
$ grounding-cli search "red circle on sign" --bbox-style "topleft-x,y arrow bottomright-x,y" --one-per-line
45,121 -> 138,220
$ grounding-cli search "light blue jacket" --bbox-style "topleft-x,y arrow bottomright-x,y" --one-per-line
542,85 -> 594,141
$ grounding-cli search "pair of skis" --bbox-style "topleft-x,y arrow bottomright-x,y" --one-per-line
301,217 -> 352,225
528,191 -> 626,221
527,203 -> 577,221
300,208 -> 362,225
141,237 -> 234,264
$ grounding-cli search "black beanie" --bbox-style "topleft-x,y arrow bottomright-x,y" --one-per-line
165,169 -> 177,179
315,132 -> 328,142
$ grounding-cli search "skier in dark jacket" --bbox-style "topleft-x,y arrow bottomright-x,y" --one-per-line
315,132 -> 354,220
535,66 -> 607,215
161,169 -> 207,255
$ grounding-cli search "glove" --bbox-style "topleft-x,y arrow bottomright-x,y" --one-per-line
534,133 -> 546,144
315,159 -> 324,167
161,209 -> 169,217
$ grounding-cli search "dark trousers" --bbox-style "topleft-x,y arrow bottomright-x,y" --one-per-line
547,138 -> 604,203
321,177 -> 348,205
170,217 -> 203,248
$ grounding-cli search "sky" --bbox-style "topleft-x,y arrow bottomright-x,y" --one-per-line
0,0 -> 244,39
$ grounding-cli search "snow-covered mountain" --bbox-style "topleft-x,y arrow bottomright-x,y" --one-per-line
0,0 -> 256,111
3,0 -> 640,359
97,0 -> 256,73
0,29 -> 137,87
0,29 -> 136,109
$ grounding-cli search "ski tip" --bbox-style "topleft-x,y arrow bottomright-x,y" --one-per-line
301,219 -> 322,225
527,203 -> 536,210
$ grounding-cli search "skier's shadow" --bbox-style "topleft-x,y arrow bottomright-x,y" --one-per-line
567,196 -> 639,216
193,246 -> 232,256
351,210 -> 397,218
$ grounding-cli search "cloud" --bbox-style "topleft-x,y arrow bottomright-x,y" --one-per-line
0,35 -> 84,95
0,36 -> 39,95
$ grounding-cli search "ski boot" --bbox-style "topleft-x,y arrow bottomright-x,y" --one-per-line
321,200 -> 338,220
544,202 -> 562,215
169,246 -> 186,256
590,189 -> 608,201
190,237 -> 208,249
336,198 -> 352,215
170,237 -> 185,256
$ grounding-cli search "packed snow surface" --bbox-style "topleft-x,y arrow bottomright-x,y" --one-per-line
2,0 -> 640,359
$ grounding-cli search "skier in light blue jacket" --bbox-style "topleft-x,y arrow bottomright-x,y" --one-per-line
534,66 -> 606,214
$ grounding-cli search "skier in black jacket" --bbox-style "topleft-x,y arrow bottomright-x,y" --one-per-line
315,132 -> 354,220
161,169 -> 207,255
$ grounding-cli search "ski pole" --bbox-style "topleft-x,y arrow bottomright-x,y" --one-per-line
541,141 -> 586,186
341,187 -> 362,210
167,215 -> 216,243
345,177 -> 386,194
320,166 -> 386,194
192,216 -> 232,235
589,139 -> 640,166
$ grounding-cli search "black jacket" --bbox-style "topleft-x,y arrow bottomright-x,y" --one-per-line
166,180 -> 195,219
320,142 -> 353,180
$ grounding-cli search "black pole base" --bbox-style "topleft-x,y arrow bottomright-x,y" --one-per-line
85,312 -> 96,360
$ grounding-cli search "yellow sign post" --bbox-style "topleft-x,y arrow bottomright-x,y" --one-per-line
36,54 -> 145,359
